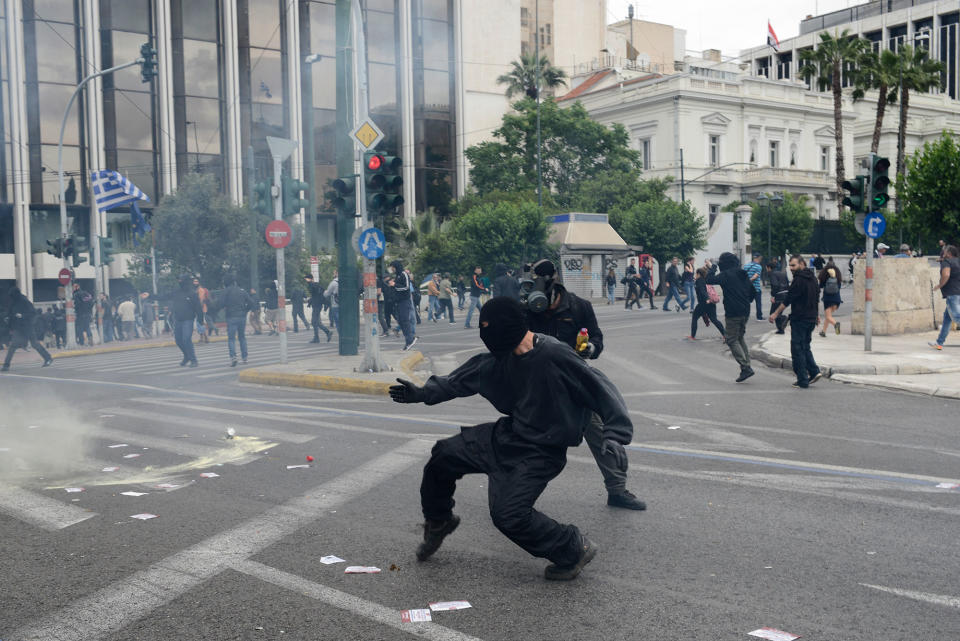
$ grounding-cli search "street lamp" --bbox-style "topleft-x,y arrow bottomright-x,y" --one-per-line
770,193 -> 783,267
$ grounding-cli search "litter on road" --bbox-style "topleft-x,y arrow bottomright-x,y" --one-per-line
935,482 -> 958,489
122,453 -> 141,459
120,491 -> 148,497
429,601 -> 472,612
667,425 -> 681,430
130,513 -> 157,520
320,555 -> 345,564
200,472 -> 219,478
748,628 -> 800,641
108,444 -> 128,449
64,487 -> 84,493
400,609 -> 432,623
286,464 -> 310,470
344,566 -> 381,573
101,466 -> 119,472
155,483 -> 180,489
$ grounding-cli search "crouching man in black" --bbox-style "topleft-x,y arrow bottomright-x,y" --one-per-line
389,297 -> 633,580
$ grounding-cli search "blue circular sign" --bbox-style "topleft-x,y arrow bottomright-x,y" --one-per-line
864,212 -> 887,239
357,227 -> 385,259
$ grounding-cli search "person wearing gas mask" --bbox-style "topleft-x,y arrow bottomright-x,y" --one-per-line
520,259 -> 646,511
390,259 -> 417,350
389,297 -> 633,580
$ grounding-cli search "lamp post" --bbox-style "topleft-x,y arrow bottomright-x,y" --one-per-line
757,193 -> 768,261
770,193 -> 783,267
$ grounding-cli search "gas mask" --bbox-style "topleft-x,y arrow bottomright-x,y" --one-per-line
519,259 -> 556,314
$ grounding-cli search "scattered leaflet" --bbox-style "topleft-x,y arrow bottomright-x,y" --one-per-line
286,464 -> 310,470
101,467 -> 119,472
200,472 -> 219,478
320,555 -> 345,565
108,444 -> 128,449
155,483 -> 180,489
748,628 -> 800,641
936,482 -> 959,489
400,609 -> 432,623
120,491 -> 148,497
123,453 -> 141,459
429,601 -> 472,612
344,566 -> 381,574
64,488 -> 84,493
130,513 -> 157,520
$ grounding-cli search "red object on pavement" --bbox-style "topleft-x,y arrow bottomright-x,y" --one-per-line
264,220 -> 293,249
306,455 -> 314,462
58,268 -> 72,285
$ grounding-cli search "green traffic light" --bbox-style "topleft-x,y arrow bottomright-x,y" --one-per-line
870,156 -> 890,211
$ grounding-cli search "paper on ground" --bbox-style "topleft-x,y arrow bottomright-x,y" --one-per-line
429,601 -> 472,612
108,444 -> 128,448
667,426 -> 681,430
130,513 -> 157,520
64,487 -> 84,493
320,555 -> 345,565
200,472 -> 219,478
286,464 -> 310,470
155,483 -> 179,489
936,482 -> 959,489
101,466 -> 120,472
0,447 -> 10,452
400,609 -> 432,623
123,453 -> 141,459
748,628 -> 801,641
120,491 -> 148,497
344,566 -> 380,574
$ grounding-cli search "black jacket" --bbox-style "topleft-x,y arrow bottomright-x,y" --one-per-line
217,285 -> 254,319
171,284 -> 202,323
782,268 -> 820,322
307,281 -> 325,307
289,288 -> 305,310
493,274 -> 520,300
768,270 -> 790,303
666,264 -> 681,288
705,260 -> 754,317
525,285 -> 603,358
421,334 -> 632,447
469,273 -> 487,297
7,291 -> 37,332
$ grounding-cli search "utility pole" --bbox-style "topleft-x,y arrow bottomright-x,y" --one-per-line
266,136 -> 296,365
535,0 -> 542,208
335,0 -> 358,355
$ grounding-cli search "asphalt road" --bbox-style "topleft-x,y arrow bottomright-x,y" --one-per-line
1,298 -> 958,641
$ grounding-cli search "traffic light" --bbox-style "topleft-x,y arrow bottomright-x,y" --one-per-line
870,156 -> 891,211
363,152 -> 403,215
252,179 -> 272,216
46,238 -> 64,258
382,155 -> 404,211
70,235 -> 88,268
98,236 -> 115,265
841,175 -> 866,213
139,42 -> 158,83
282,174 -> 310,217
331,175 -> 357,217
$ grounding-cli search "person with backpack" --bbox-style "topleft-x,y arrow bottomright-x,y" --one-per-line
705,253 -> 756,382
2,286 -> 53,371
688,267 -> 725,340
217,274 -> 254,366
818,259 -> 843,336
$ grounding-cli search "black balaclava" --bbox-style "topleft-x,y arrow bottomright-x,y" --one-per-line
718,252 -> 740,271
479,297 -> 528,355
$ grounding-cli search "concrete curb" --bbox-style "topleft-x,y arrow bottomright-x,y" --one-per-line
751,330 -> 960,377
51,335 -> 227,359
237,350 -> 428,396
829,373 -> 960,399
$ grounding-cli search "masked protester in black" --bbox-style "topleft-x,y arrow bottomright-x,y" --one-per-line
521,259 -> 646,511
390,297 -> 633,580
304,275 -> 332,343
2,287 -> 53,371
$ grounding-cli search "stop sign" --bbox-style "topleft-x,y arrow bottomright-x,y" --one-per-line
58,268 -> 72,285
265,220 -> 293,249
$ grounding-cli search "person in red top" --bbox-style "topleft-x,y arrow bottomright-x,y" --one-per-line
193,276 -> 215,342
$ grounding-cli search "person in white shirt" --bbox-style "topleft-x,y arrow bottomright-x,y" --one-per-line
117,298 -> 137,341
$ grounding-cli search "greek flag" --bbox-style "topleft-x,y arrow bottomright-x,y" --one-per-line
90,169 -> 152,245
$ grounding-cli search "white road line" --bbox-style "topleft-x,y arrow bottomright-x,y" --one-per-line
10,439 -> 431,641
99,407 -> 314,444
0,484 -> 97,530
860,583 -> 960,609
232,560 -> 485,641
599,351 -> 683,386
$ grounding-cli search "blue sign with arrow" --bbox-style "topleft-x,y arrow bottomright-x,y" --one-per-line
357,227 -> 385,259
864,212 -> 886,239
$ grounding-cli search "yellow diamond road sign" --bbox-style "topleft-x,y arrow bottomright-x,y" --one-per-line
351,119 -> 384,150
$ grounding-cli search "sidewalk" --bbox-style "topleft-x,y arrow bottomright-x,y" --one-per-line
753,328 -> 960,398
237,350 -> 427,395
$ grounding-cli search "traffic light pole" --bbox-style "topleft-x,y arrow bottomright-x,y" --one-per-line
864,152 -> 877,353
335,0 -> 358,356
58,57 -> 142,349
266,137 -> 297,365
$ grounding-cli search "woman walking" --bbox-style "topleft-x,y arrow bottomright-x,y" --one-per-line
605,268 -> 617,305
688,267 -> 725,340
818,259 -> 843,336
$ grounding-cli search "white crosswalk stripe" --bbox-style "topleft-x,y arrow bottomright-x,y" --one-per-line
99,407 -> 316,444
0,484 -> 98,530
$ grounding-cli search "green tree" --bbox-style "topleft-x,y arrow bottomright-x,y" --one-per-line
746,192 -> 815,261
464,98 -> 641,206
898,132 -> 960,245
618,197 -> 706,266
799,30 -> 869,197
894,44 -> 944,187
854,48 -> 900,154
496,53 -> 567,99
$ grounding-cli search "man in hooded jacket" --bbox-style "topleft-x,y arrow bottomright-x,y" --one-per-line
493,263 -> 520,300
706,252 -> 756,382
171,274 -> 203,367
2,287 -> 52,371
390,297 -> 633,580
769,255 -> 823,388
390,259 -> 417,350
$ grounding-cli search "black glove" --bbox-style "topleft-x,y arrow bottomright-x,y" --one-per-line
389,378 -> 425,404
600,439 -> 628,470
576,342 -> 595,360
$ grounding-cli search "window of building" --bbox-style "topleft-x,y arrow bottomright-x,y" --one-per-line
789,143 -> 798,167
709,135 -> 720,167
709,204 -> 720,229
520,7 -> 528,28
749,139 -> 757,164
769,141 -> 780,167
640,138 -> 651,170
545,23 -> 551,45
539,27 -> 544,46
820,146 -> 830,171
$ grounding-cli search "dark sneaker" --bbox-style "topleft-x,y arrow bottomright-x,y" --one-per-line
607,491 -> 646,511
42,358 -> 53,367
809,372 -> 822,384
735,368 -> 755,383
1,364 -> 8,372
180,358 -> 188,367
544,536 -> 598,581
231,359 -> 237,367
188,361 -> 198,368
416,515 -> 460,561
326,331 -> 332,342
309,338 -> 320,344
792,381 -> 808,388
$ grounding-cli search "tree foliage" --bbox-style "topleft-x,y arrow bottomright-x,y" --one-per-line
616,193 -> 707,264
854,48 -> 900,154
894,44 -> 944,184
496,53 -> 568,99
746,192 -> 815,260
464,99 -> 641,207
899,132 -> 960,245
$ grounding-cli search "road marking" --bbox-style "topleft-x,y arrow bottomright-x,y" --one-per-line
599,352 -> 683,386
231,560 -> 485,641
98,407 -> 314,444
0,484 -> 97,530
10,439 -> 431,641
88,425 -> 257,462
860,584 -> 960,609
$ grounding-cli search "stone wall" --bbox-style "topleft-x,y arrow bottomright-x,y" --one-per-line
851,258 -> 946,335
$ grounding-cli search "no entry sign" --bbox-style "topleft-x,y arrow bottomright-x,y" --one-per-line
265,220 -> 293,249
58,268 -> 72,285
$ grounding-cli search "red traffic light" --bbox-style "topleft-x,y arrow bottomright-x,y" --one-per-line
366,154 -> 384,171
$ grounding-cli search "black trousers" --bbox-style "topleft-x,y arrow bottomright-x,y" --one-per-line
690,302 -> 724,338
420,419 -> 582,567
4,329 -> 51,368
789,319 -> 820,386
292,305 -> 308,332
310,306 -> 330,340
770,299 -> 788,332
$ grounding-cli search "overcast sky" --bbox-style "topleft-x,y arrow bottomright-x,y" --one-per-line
606,0 -> 862,60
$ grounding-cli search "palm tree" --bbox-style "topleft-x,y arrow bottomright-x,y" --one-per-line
496,53 -> 567,99
799,30 -> 869,197
894,44 -> 944,184
854,48 -> 900,154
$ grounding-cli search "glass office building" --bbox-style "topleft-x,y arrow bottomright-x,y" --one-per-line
0,0 -> 458,299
